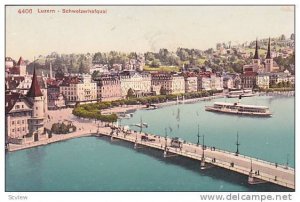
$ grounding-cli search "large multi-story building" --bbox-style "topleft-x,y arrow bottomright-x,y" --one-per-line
60,74 -> 97,104
241,72 -> 258,89
119,71 -> 152,97
5,68 -> 47,145
197,72 -> 223,91
268,70 -> 295,87
184,76 -> 198,93
223,75 -> 234,89
151,73 -> 185,95
94,75 -> 122,101
256,73 -> 270,89
47,79 -> 66,109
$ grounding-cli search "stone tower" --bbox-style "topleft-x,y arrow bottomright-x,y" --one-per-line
265,37 -> 274,72
27,67 -> 45,138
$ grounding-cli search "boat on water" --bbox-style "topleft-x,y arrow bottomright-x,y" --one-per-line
227,89 -> 256,98
205,102 -> 272,117
146,104 -> 158,110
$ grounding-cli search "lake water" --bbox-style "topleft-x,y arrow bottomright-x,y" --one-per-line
6,95 -> 294,191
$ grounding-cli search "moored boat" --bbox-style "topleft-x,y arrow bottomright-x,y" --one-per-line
227,89 -> 256,98
205,102 -> 272,117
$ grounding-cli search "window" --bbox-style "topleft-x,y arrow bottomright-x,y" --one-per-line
23,127 -> 25,131
17,120 -> 20,124
22,120 -> 25,124
12,121 -> 15,125
12,129 -> 14,132
36,107 -> 38,110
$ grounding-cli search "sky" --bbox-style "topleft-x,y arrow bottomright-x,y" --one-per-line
6,5 -> 294,60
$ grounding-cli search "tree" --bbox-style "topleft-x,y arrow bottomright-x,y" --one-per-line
92,70 -> 100,79
280,34 -> 286,41
151,59 -> 161,68
127,88 -> 135,98
55,68 -> 65,79
79,61 -> 85,74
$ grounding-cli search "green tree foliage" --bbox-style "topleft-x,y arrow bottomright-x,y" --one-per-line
274,53 -> 295,74
150,59 -> 161,68
127,88 -> 135,98
51,122 -> 77,134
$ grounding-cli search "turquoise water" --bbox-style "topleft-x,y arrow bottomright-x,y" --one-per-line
6,96 -> 294,191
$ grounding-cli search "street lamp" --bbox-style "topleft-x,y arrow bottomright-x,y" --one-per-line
197,124 -> 200,146
140,117 -> 143,134
164,128 -> 168,150
200,134 -> 205,170
201,134 -> 205,159
235,132 -> 240,156
285,154 -> 289,169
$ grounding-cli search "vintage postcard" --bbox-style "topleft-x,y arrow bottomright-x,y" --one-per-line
4,4 -> 296,201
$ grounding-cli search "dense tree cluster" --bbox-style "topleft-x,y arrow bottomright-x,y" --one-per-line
51,122 -> 77,134
72,102 -> 118,123
72,90 -> 221,122
274,53 -> 295,74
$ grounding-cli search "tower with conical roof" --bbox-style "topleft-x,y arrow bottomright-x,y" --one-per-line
252,39 -> 261,69
265,37 -> 274,72
27,67 -> 45,138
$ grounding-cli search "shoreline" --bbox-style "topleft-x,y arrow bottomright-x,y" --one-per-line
6,92 -> 294,152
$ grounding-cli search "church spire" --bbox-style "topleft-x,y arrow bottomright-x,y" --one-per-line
27,67 -> 43,97
253,38 -> 259,59
266,37 -> 271,59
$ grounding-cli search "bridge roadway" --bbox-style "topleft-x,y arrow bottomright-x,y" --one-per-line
97,126 -> 294,190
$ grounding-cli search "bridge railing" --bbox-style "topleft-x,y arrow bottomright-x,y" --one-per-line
178,148 -> 295,189
107,129 -> 294,172
182,141 -> 294,172
102,130 -> 295,189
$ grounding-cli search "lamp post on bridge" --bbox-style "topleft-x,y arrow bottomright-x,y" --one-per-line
140,117 -> 143,134
197,124 -> 200,146
164,128 -> 168,150
235,132 -> 240,156
163,128 -> 168,157
285,154 -> 289,169
200,134 -> 205,170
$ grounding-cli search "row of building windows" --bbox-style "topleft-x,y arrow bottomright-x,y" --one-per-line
11,127 -> 26,132
15,104 -> 25,109
11,120 -> 26,125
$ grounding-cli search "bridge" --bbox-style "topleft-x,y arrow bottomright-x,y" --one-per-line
97,126 -> 295,190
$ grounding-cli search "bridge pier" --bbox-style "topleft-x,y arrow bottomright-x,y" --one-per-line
134,141 -> 138,149
134,141 -> 144,149
248,170 -> 255,184
248,170 -> 267,185
163,150 -> 167,158
200,157 -> 206,170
